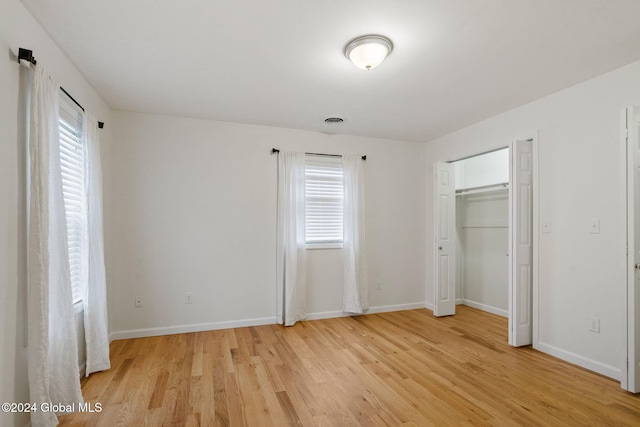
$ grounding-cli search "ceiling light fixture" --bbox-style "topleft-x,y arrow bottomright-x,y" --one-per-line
344,35 -> 393,70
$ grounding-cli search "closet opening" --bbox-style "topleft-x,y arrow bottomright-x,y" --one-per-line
434,138 -> 533,346
453,148 -> 510,318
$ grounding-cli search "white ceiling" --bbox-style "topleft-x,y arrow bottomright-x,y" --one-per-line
21,0 -> 640,142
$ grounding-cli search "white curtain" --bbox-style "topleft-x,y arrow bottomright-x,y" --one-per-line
342,155 -> 369,313
83,113 -> 110,376
276,151 -> 307,326
27,65 -> 83,427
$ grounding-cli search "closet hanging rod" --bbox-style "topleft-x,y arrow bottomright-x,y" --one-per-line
456,182 -> 509,195
271,148 -> 366,161
18,47 -> 104,129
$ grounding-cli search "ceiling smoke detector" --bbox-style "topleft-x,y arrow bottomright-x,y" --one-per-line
324,117 -> 344,124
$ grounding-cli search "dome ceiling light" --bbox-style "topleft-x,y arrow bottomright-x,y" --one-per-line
344,35 -> 393,70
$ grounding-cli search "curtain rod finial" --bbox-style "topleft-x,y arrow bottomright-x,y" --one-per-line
18,48 -> 37,65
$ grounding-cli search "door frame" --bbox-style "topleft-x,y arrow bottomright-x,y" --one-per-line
624,103 -> 640,392
432,132 -> 539,348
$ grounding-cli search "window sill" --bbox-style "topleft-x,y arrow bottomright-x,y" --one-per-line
306,243 -> 343,250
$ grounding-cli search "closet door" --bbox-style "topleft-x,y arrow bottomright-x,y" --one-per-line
434,162 -> 456,316
509,139 -> 533,346
625,105 -> 640,392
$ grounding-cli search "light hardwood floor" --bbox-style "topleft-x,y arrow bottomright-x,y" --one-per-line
59,306 -> 640,426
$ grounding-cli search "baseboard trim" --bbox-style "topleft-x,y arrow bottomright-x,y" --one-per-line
109,303 -> 428,341
460,299 -> 508,318
535,340 -> 620,380
109,316 -> 278,341
305,302 -> 426,321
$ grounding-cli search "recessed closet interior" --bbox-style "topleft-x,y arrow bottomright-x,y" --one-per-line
454,148 -> 510,317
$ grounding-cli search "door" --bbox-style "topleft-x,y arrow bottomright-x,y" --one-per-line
509,139 -> 533,346
626,105 -> 640,392
434,162 -> 456,316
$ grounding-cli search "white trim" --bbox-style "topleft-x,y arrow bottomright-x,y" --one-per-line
622,104 -> 631,391
305,302 -> 426,321
461,299 -> 508,318
536,341 -> 620,380
109,316 -> 278,341
449,144 -> 511,164
532,131 -> 540,356
305,242 -> 343,250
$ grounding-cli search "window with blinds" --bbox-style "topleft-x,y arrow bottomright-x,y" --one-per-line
58,94 -> 87,304
305,155 -> 344,247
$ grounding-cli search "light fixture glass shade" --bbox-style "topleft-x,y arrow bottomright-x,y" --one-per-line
344,35 -> 393,70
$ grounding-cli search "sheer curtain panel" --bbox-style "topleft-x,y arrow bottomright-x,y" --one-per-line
83,113 -> 110,376
342,156 -> 369,313
276,151 -> 307,326
27,64 -> 83,427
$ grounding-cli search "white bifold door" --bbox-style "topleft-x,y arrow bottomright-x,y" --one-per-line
508,139 -> 533,347
434,162 -> 456,317
625,105 -> 640,392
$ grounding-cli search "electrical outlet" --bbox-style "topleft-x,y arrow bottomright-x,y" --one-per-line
589,316 -> 600,333
542,220 -> 551,233
135,295 -> 143,308
185,292 -> 193,304
590,219 -> 600,234
376,281 -> 381,290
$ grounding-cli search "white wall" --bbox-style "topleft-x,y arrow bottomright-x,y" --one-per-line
108,112 -> 426,338
0,0 -> 112,426
426,60 -> 640,379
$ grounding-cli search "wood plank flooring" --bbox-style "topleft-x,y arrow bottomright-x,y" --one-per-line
58,306 -> 640,426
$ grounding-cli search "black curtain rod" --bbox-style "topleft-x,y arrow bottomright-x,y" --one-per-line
60,87 -> 104,129
19,47 -> 104,129
61,87 -> 84,112
271,148 -> 366,161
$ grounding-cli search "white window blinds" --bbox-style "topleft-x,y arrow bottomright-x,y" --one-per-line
58,95 -> 87,304
305,156 -> 344,245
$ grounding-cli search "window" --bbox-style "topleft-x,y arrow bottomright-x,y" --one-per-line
58,93 -> 87,304
305,155 -> 343,247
